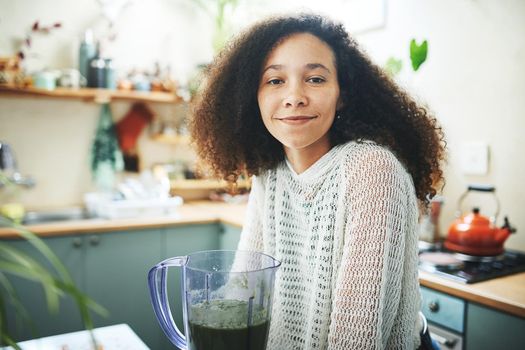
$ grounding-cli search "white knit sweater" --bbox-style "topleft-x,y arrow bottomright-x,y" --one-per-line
237,141 -> 421,349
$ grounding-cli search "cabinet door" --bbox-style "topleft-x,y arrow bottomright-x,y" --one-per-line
218,224 -> 242,251
466,303 -> 525,350
4,235 -> 84,341
83,228 -> 163,350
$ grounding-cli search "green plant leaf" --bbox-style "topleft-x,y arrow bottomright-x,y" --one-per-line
0,217 -> 73,284
0,260 -> 63,313
384,57 -> 403,77
410,39 -> 428,71
0,332 -> 21,350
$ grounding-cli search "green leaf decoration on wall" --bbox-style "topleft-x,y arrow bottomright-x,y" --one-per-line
410,39 -> 428,71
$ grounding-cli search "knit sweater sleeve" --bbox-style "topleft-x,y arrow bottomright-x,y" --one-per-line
328,146 -> 417,349
237,175 -> 265,253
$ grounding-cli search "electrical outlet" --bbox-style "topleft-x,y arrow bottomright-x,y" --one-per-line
460,142 -> 489,175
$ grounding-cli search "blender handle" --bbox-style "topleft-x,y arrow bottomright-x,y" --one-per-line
148,256 -> 188,350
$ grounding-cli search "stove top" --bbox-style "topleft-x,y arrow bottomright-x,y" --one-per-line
418,245 -> 525,284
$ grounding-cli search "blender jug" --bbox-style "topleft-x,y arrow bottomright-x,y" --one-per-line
148,250 -> 281,350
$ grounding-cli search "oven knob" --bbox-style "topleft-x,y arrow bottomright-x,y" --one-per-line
428,300 -> 440,313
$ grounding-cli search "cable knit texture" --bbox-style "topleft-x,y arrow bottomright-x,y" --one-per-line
237,141 -> 421,349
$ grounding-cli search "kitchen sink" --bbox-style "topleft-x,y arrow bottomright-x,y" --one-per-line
22,207 -> 91,225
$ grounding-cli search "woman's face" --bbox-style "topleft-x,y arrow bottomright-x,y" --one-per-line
257,32 -> 340,153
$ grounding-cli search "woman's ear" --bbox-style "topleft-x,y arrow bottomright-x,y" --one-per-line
336,97 -> 344,111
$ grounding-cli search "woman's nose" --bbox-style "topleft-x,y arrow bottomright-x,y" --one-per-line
283,83 -> 308,107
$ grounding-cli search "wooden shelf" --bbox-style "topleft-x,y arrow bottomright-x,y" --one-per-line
0,85 -> 183,104
152,134 -> 191,145
170,179 -> 251,191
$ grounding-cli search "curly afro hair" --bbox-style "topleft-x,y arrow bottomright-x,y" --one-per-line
190,13 -> 446,204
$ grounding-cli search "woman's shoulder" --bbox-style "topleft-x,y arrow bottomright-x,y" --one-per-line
339,140 -> 409,178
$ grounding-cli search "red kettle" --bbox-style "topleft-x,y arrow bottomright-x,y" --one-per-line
445,184 -> 516,256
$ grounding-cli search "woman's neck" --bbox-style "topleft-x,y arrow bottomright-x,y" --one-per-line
284,138 -> 332,175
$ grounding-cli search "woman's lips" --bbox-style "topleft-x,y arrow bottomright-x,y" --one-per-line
276,116 -> 317,125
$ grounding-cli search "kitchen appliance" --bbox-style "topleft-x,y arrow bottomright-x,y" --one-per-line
148,250 -> 281,350
445,184 -> 516,256
419,246 -> 525,284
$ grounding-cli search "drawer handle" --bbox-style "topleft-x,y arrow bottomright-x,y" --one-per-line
72,237 -> 82,248
428,300 -> 440,313
89,235 -> 100,246
431,333 -> 458,348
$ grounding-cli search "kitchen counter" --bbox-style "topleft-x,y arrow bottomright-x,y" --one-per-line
1,201 -> 524,319
419,269 -> 525,318
0,201 -> 246,239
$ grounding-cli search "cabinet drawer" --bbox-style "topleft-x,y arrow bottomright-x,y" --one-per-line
421,287 -> 465,333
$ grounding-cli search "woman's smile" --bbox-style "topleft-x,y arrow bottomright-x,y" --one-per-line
276,115 -> 318,124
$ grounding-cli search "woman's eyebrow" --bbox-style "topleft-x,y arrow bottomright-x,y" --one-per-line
262,64 -> 283,74
305,63 -> 331,73
262,63 -> 332,74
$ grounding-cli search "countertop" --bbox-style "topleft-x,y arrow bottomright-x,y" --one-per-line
1,201 -> 524,319
0,201 -> 246,238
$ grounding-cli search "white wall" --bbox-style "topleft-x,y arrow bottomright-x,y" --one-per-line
1,0 -> 524,250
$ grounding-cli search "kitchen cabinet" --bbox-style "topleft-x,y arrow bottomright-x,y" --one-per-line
218,223 -> 242,251
5,234 -> 85,339
4,223 -> 222,349
466,302 -> 525,350
421,286 -> 525,349
82,228 -> 163,349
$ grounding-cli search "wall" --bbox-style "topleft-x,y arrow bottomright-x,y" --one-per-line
0,0 -> 524,250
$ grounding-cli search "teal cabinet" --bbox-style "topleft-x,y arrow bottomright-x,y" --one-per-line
218,224 -> 242,251
83,229 -> 163,349
466,303 -> 525,350
421,287 -> 465,333
5,235 -> 85,340
421,285 -> 525,350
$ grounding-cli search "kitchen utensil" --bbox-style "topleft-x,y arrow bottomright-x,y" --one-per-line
79,29 -> 96,81
419,195 -> 444,245
0,141 -> 17,173
419,252 -> 464,272
148,250 -> 281,350
58,69 -> 86,88
33,70 -> 59,90
445,184 -> 516,256
0,141 -> 35,188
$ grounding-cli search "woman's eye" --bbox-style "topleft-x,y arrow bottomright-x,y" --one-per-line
307,77 -> 325,84
267,78 -> 283,85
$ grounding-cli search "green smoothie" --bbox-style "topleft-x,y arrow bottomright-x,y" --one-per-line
188,299 -> 270,350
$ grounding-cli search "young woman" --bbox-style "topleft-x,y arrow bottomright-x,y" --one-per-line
191,14 -> 445,349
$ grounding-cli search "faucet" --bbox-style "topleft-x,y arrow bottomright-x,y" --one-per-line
0,141 -> 35,188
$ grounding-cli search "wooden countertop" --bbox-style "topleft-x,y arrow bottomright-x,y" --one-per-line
1,201 -> 524,318
419,270 -> 525,318
0,201 -> 245,239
